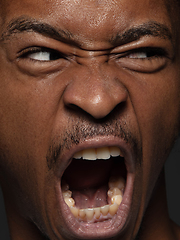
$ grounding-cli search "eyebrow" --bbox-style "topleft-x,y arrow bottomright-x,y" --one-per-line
111,21 -> 172,46
0,16 -> 172,47
0,17 -> 74,44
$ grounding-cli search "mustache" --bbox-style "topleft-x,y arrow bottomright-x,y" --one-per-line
46,117 -> 141,170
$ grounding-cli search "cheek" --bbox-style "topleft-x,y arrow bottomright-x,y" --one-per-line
132,67 -> 180,201
0,74 -> 60,215
131,64 -> 180,146
0,67 -> 60,153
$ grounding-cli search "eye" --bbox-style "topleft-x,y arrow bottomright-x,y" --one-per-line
127,47 -> 167,60
29,51 -> 54,61
16,46 -> 71,76
19,47 -> 65,61
114,47 -> 169,73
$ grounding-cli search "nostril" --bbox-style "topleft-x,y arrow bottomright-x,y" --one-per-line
64,91 -> 128,119
65,101 -> 127,124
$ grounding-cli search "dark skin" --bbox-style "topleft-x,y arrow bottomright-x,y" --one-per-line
0,0 -> 180,239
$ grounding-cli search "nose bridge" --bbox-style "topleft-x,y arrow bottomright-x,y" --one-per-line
63,56 -> 128,119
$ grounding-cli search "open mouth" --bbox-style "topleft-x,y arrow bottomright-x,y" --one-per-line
61,146 -> 127,223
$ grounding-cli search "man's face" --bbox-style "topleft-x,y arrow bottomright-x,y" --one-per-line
0,0 -> 180,239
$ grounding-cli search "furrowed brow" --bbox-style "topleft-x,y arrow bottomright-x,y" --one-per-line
0,16 -> 74,44
111,21 -> 172,46
0,17 -> 173,48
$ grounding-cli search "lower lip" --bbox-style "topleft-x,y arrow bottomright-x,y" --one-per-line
55,171 -> 135,239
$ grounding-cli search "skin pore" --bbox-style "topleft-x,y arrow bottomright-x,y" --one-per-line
0,0 -> 180,239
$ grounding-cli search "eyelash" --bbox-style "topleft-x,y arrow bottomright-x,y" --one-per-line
18,46 -> 169,75
19,46 -> 167,61
124,47 -> 168,60
19,47 -> 66,61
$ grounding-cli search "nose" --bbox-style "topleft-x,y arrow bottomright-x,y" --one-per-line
63,61 -> 128,119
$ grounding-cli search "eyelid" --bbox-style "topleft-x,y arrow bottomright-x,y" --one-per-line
17,46 -> 67,61
110,34 -> 174,58
115,47 -> 169,60
16,46 -> 72,76
111,47 -> 170,73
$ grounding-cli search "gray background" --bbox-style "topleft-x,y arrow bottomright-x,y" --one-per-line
0,138 -> 180,240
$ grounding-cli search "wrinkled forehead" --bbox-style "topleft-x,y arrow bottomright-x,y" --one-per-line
0,0 -> 178,48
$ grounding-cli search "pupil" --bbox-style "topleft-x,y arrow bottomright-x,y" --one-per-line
50,51 -> 63,60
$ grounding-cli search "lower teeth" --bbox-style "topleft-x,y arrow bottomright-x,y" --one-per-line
62,176 -> 125,221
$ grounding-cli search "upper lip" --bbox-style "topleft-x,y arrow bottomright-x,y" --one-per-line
54,135 -> 136,239
55,135 -> 136,178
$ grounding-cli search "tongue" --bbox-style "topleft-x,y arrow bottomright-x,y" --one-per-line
72,185 -> 109,209
63,158 -> 113,190
62,157 -> 126,209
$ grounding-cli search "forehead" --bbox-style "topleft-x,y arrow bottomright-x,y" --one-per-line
0,0 -> 176,48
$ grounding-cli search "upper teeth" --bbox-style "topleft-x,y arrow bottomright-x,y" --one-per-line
73,146 -> 123,160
